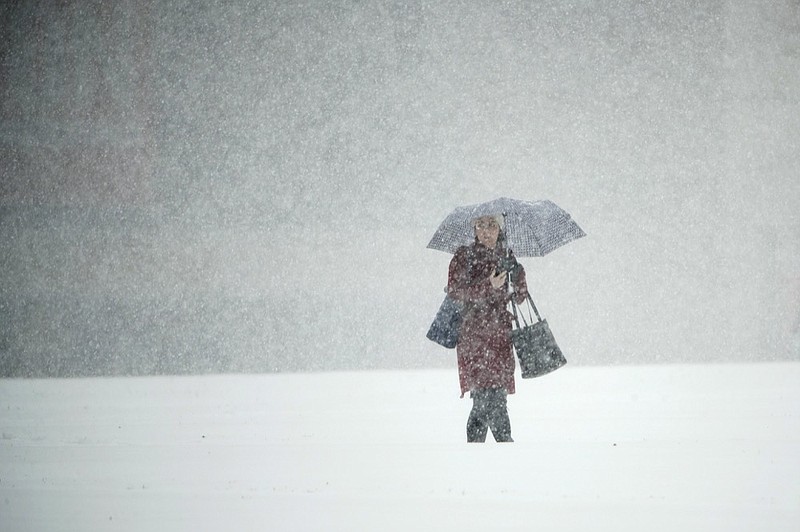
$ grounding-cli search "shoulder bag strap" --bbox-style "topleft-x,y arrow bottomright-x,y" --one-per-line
510,291 -> 543,330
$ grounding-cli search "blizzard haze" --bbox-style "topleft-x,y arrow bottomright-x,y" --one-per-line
1,1 -> 799,376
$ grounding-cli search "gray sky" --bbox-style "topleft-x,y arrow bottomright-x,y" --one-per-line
1,1 -> 798,376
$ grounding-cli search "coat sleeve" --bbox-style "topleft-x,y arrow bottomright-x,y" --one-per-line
512,262 -> 529,305
447,247 -> 507,305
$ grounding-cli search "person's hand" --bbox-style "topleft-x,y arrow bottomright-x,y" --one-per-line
489,269 -> 507,289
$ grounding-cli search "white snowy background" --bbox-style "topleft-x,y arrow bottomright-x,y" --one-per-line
1,1 -> 799,530
2,364 -> 799,531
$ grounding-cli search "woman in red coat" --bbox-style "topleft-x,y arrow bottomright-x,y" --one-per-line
447,215 -> 528,442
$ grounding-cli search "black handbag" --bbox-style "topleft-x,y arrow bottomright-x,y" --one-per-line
510,293 -> 567,378
426,294 -> 464,349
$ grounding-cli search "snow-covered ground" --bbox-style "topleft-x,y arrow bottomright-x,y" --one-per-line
2,363 -> 798,531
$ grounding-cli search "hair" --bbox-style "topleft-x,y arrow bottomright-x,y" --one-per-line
472,214 -> 504,229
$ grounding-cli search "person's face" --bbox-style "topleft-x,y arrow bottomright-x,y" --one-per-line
474,216 -> 501,248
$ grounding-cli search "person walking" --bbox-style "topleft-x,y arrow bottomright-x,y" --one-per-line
447,214 -> 528,443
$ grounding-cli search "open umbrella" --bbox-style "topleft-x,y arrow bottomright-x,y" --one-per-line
427,197 -> 585,257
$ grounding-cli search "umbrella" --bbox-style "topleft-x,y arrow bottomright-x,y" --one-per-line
427,197 -> 585,257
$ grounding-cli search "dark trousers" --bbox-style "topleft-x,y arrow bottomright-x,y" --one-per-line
467,387 -> 513,442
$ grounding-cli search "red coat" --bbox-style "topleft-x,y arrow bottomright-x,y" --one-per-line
448,242 -> 528,397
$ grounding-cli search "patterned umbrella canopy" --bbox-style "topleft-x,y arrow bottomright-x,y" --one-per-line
427,198 -> 586,257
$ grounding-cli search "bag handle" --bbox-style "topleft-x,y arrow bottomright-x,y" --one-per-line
500,239 -> 542,330
510,291 -> 543,330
